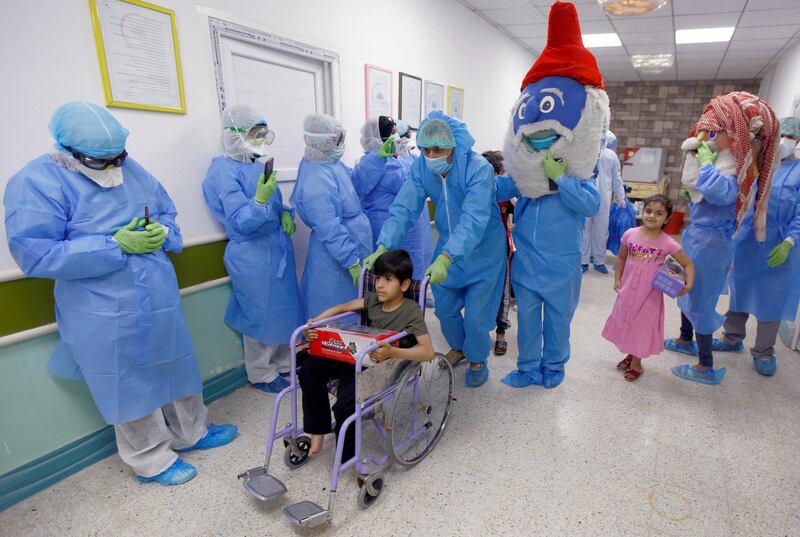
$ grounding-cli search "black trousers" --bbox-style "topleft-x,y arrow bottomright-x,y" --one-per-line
679,312 -> 714,368
298,356 -> 356,463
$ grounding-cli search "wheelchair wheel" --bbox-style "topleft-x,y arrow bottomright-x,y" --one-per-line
386,353 -> 454,467
283,435 -> 311,469
357,474 -> 384,509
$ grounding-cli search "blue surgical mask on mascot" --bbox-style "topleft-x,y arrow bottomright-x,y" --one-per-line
425,154 -> 452,175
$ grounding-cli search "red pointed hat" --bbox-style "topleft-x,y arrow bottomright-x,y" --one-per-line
520,1 -> 604,90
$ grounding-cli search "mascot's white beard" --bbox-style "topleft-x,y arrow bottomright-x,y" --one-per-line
502,87 -> 610,198
680,137 -> 737,203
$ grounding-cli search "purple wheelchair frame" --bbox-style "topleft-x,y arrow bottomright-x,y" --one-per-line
238,267 -> 438,527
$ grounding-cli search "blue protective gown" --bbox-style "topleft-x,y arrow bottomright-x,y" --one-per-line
3,155 -> 202,425
497,175 -> 600,380
353,151 -> 433,280
202,157 -> 301,343
378,117 -> 506,365
729,159 -> 800,321
290,159 -> 372,320
677,163 -> 738,334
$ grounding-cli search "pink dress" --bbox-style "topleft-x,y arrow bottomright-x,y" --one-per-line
602,227 -> 681,358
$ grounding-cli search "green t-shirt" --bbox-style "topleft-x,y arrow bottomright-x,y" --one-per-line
364,292 -> 428,348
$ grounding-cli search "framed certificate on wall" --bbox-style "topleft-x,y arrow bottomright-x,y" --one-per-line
424,80 -> 445,115
365,64 -> 393,119
447,85 -> 465,120
89,0 -> 186,113
398,72 -> 422,129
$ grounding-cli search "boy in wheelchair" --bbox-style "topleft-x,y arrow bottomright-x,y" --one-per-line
301,249 -> 434,461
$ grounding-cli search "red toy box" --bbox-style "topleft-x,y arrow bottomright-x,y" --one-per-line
309,322 -> 400,366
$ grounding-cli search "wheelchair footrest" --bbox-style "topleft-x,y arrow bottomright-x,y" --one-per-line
284,500 -> 330,527
238,467 -> 287,501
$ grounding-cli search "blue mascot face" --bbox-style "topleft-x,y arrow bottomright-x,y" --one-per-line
512,76 -> 587,152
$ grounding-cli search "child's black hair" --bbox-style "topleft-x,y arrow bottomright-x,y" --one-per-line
373,249 -> 413,284
643,194 -> 673,228
481,150 -> 504,175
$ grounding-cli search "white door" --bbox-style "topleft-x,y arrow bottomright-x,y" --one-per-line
219,37 -> 331,182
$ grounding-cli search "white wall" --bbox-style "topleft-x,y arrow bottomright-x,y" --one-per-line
760,39 -> 800,117
0,0 -> 533,276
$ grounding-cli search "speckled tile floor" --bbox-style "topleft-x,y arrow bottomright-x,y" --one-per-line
3,268 -> 800,537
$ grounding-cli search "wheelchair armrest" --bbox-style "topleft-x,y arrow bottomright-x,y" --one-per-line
289,312 -> 359,349
354,330 -> 410,373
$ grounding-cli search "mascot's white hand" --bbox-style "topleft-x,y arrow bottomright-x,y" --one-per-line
543,150 -> 566,181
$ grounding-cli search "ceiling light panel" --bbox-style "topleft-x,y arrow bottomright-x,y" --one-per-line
675,27 -> 735,44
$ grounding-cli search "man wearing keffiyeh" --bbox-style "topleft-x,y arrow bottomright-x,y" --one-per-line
665,91 -> 780,385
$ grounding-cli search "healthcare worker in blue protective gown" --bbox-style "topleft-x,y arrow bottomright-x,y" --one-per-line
666,140 -> 738,385
353,116 -> 432,280
581,131 -> 626,273
714,117 -> 800,376
396,120 -> 435,281
496,159 -> 600,389
202,105 -> 300,394
3,102 -> 236,486
290,113 -> 373,321
364,111 -> 506,388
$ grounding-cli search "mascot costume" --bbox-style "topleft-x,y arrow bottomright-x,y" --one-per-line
667,92 -> 779,384
497,1 -> 606,389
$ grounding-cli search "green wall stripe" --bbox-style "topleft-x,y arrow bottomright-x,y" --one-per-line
0,240 -> 229,338
0,364 -> 247,512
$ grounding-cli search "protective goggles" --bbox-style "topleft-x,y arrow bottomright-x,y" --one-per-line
64,146 -> 128,170
304,128 -> 346,147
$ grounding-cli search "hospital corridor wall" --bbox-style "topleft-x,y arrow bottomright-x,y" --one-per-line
0,0 -> 533,510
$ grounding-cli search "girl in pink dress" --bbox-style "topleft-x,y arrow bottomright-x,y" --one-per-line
602,195 -> 695,381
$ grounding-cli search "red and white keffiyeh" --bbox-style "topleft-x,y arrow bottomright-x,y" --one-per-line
690,91 -> 779,241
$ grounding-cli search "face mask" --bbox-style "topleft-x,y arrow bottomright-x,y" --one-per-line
525,134 -> 558,151
329,144 -> 345,162
779,137 -> 798,161
425,154 -> 452,175
78,162 -> 124,188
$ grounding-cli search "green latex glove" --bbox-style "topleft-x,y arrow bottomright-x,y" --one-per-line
695,141 -> 718,167
254,171 -> 278,205
378,137 -> 396,158
425,254 -> 452,285
767,240 -> 793,267
280,211 -> 296,236
348,262 -> 361,287
112,218 -> 164,254
363,245 -> 388,270
543,150 -> 566,181
142,220 -> 167,249
682,187 -> 692,201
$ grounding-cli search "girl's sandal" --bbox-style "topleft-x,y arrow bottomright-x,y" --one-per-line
617,355 -> 633,370
624,368 -> 643,382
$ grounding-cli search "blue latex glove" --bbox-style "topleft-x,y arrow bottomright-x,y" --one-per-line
425,254 -> 452,284
767,240 -> 792,267
696,142 -> 718,167
280,211 -> 296,236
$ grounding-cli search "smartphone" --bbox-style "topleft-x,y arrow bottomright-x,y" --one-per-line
263,157 -> 274,178
548,158 -> 564,191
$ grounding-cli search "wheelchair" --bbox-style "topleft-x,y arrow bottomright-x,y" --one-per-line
238,267 -> 455,527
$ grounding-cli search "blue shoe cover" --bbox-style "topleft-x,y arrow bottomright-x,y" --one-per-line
581,264 -> 589,273
464,363 -> 489,388
252,375 -> 291,393
753,355 -> 777,376
664,338 -> 698,356
711,338 -> 744,352
542,368 -> 565,389
593,264 -> 609,274
501,369 -> 543,388
671,364 -> 726,385
138,459 -> 196,486
177,423 -> 238,453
